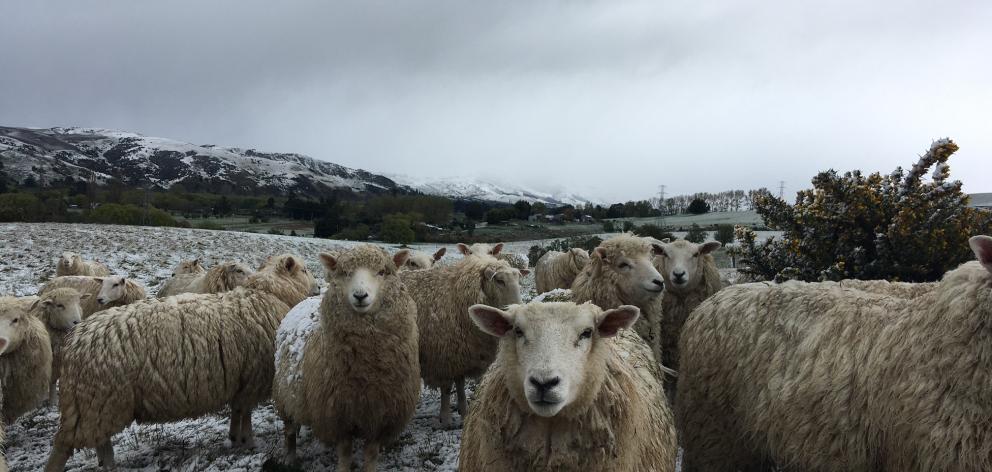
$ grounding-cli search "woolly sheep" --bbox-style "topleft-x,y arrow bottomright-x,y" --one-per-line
401,253 -> 528,428
837,278 -> 937,299
274,246 -> 419,470
157,261 -> 252,297
0,296 -> 54,425
570,234 -> 666,362
459,242 -> 529,270
652,239 -> 722,380
39,276 -> 146,318
399,247 -> 446,271
44,254 -> 318,471
27,288 -> 89,405
171,258 -> 205,277
1,415 -> 5,472
461,301 -> 677,471
534,248 -> 590,293
55,252 -> 110,277
676,235 -> 992,472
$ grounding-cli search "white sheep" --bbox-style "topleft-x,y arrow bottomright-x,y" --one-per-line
399,247 -> 446,271
26,288 -> 89,405
460,301 -> 678,471
570,234 -> 666,362
401,252 -> 528,428
43,254 -> 318,471
274,246 -> 419,470
55,252 -> 111,277
39,276 -> 146,318
459,242 -> 529,270
156,261 -> 252,297
676,235 -> 992,472
652,239 -> 722,378
171,258 -> 205,277
0,296 -> 54,425
534,248 -> 590,293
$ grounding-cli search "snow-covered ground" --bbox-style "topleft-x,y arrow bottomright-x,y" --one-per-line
0,223 -> 552,471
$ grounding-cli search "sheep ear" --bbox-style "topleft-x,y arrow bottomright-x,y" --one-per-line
80,293 -> 91,300
30,300 -> 42,310
593,247 -> 609,261
194,259 -> 201,266
319,253 -> 337,271
651,243 -> 666,257
484,266 -> 497,280
41,299 -> 53,306
457,243 -> 471,256
700,241 -> 722,254
433,247 -> 446,262
597,305 -> 640,338
519,269 -> 531,277
490,243 -> 504,256
393,250 -> 411,269
969,236 -> 992,273
468,304 -> 513,337
93,277 -> 104,283
283,256 -> 297,272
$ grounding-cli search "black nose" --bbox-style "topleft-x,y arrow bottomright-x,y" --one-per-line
529,376 -> 560,394
673,270 -> 686,281
353,292 -> 368,301
651,279 -> 664,289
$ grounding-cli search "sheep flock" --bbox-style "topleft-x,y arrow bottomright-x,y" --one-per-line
0,222 -> 990,472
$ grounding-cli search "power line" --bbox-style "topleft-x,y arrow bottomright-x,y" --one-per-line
778,181 -> 786,200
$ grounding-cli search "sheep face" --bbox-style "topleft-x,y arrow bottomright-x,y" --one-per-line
173,259 -> 203,277
481,264 -> 527,309
37,289 -> 88,330
219,262 -> 252,288
59,252 -> 80,272
95,277 -> 128,305
569,248 -> 590,271
593,242 -> 666,305
0,303 -> 28,355
400,250 -> 436,271
654,240 -> 721,294
459,242 -> 503,257
469,302 -> 639,417
972,235 -> 992,275
321,247 -> 408,314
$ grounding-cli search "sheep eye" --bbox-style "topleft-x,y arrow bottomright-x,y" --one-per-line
113,283 -> 120,287
618,262 -> 631,269
693,252 -> 699,258
496,278 -> 506,286
11,318 -> 18,324
377,269 -> 386,276
58,304 -> 65,309
579,328 -> 593,340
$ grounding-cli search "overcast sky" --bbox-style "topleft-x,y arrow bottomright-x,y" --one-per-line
1,1 -> 989,202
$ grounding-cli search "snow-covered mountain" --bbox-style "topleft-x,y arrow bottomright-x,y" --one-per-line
0,126 -> 600,205
0,126 -> 405,197
389,175 -> 600,207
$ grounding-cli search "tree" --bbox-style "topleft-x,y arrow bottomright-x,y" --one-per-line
513,200 -> 532,220
621,220 -> 635,232
687,198 -> 710,215
685,223 -> 708,243
464,201 -> 488,221
531,202 -> 548,215
714,224 -> 735,246
633,224 -> 675,242
736,139 -> 992,282
381,213 -> 415,244
602,221 -> 615,233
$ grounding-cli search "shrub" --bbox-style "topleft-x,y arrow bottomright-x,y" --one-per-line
267,228 -> 284,235
87,203 -> 179,227
0,193 -> 43,222
381,213 -> 415,244
602,221 -> 615,233
687,198 -> 710,214
621,220 -> 635,232
335,224 -> 371,241
633,223 -> 675,242
685,223 -> 708,243
714,224 -> 735,246
736,139 -> 992,282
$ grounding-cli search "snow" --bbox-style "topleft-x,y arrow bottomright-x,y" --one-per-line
387,173 -> 600,207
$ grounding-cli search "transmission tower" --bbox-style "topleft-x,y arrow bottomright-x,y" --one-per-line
778,181 -> 785,200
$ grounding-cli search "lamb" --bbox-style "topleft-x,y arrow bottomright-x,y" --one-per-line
652,239 -> 722,378
0,295 -> 54,425
27,288 -> 89,405
274,246 -> 419,470
171,258 -> 205,277
157,261 -> 252,297
534,247 -> 590,293
55,252 -> 111,277
39,276 -> 146,318
399,247 -> 446,271
460,301 -> 678,471
459,242 -> 529,270
570,234 -> 666,362
44,254 -> 318,471
676,235 -> 992,472
401,252 -> 528,428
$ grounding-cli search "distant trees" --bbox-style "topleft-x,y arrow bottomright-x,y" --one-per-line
633,224 -> 675,242
513,200 -> 532,220
381,213 -> 415,244
687,198 -> 710,215
714,224 -> 735,246
658,189 -> 764,215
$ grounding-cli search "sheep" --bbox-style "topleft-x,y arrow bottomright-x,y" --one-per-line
534,247 -> 590,293
1,416 -> 5,472
399,247 -> 446,271
39,276 -> 146,318
274,246 -> 420,470
43,254 -> 318,471
460,301 -> 678,471
675,235 -> 992,472
459,242 -> 529,270
55,252 -> 110,277
652,239 -> 722,379
836,278 -> 937,299
570,234 -> 666,363
401,252 -> 528,428
156,261 -> 252,297
0,296 -> 54,425
27,288 -> 89,405
171,258 -> 205,277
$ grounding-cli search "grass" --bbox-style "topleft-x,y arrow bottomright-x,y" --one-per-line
610,210 -> 764,229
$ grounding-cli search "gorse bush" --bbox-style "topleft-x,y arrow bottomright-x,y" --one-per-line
737,139 -> 992,282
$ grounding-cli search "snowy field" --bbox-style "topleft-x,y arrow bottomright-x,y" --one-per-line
0,223 -> 557,471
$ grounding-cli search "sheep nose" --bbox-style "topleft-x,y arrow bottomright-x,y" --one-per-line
353,292 -> 369,302
528,376 -> 560,394
73,320 -> 80,325
651,279 -> 665,290
673,270 -> 686,281
97,298 -> 106,304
